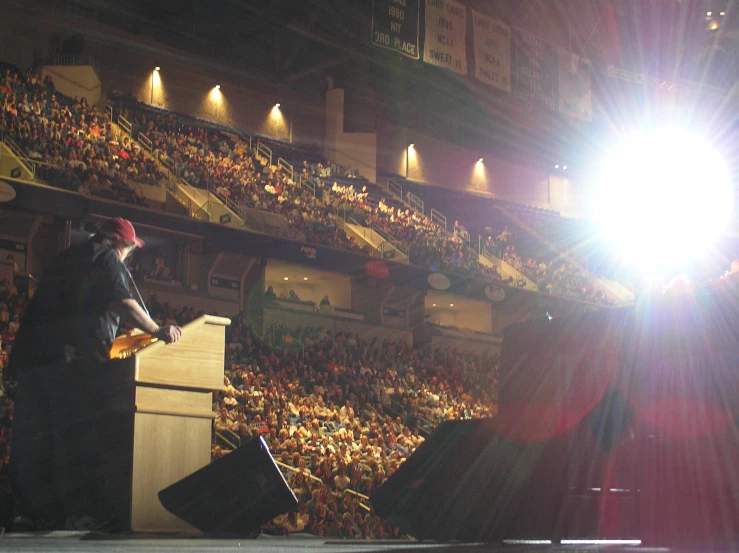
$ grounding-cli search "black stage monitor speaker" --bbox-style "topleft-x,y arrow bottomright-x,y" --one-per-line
158,436 -> 298,536
372,418 -> 568,542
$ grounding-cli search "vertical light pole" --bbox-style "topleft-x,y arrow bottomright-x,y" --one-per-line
406,143 -> 414,179
151,67 -> 160,105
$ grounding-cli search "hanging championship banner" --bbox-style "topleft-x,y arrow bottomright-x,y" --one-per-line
423,0 -> 467,75
371,0 -> 420,59
513,28 -> 556,110
558,48 -> 592,121
471,10 -> 511,92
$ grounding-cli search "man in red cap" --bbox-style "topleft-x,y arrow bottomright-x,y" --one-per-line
7,217 -> 182,530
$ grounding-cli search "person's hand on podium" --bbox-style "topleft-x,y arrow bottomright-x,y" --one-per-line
154,325 -> 183,344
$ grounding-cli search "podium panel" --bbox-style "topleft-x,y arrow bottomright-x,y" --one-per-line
107,315 -> 230,533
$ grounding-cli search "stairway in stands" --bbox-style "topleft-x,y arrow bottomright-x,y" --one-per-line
109,109 -> 245,229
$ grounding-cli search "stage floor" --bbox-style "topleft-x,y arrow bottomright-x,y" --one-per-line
0,533 -> 700,553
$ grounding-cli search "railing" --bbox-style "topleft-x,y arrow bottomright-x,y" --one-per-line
386,177 -> 403,199
105,104 -> 113,121
481,243 -> 501,260
298,174 -> 316,196
277,157 -> 293,179
166,180 -> 209,221
273,459 -> 371,512
192,202 -> 211,222
372,223 -> 408,257
256,141 -> 272,167
159,156 -> 176,178
214,429 -> 239,450
455,223 -> 471,246
430,207 -> 447,230
118,115 -> 132,135
3,137 -> 36,179
138,132 -> 153,152
52,53 -> 95,66
212,188 -> 245,225
408,191 -> 424,214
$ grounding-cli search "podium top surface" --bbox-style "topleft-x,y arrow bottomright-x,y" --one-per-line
111,314 -> 231,391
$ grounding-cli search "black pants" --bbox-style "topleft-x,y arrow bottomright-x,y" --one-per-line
10,361 -> 134,524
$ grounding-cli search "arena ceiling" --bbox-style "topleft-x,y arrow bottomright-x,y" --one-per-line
30,0 -> 739,166
125,0 -> 738,90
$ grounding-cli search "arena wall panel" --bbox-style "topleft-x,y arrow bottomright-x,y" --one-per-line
376,121 -> 549,205
1,5 -> 325,148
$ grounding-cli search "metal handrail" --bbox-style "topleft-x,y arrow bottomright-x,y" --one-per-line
159,155 -> 176,178
2,137 -> 36,179
118,115 -> 132,135
214,429 -> 238,450
372,223 -> 408,256
386,177 -> 403,199
273,458 -> 371,512
408,191 -> 424,214
298,174 -> 316,196
455,224 -> 470,245
256,141 -> 272,167
105,104 -> 113,121
430,208 -> 447,231
138,132 -> 153,152
212,188 -> 245,224
277,157 -> 293,179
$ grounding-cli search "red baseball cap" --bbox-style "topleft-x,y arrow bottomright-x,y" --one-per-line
102,217 -> 145,248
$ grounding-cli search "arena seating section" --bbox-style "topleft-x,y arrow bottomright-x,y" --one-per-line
0,281 -> 498,536
0,64 -> 613,305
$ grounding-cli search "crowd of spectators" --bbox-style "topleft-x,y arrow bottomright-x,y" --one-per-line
0,277 -> 24,481
0,68 -> 164,206
111,101 -> 510,281
1,64 -> 613,305
208,314 -> 498,537
114,104 -> 363,251
484,225 -> 614,305
0,277 -> 499,537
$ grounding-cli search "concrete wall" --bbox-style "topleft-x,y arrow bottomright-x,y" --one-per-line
0,3 -> 325,149
264,306 -> 413,345
376,121 -> 550,205
40,65 -> 101,105
137,283 -> 238,317
265,263 -> 352,309
324,88 -> 377,183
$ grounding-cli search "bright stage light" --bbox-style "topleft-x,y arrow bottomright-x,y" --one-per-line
594,128 -> 732,272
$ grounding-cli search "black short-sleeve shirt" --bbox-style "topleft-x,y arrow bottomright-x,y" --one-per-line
9,241 -> 132,369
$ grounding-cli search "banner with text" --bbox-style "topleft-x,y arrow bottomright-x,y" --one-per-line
372,0 -> 420,59
513,28 -> 556,110
423,0 -> 467,75
557,48 -> 592,121
471,10 -> 511,92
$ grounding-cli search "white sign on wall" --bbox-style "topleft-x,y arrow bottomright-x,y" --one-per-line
423,0 -> 467,75
471,10 -> 511,92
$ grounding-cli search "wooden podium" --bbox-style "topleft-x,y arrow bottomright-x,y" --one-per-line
107,314 -> 230,533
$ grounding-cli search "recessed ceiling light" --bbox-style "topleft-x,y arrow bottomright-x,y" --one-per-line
707,11 -> 712,16
432,303 -> 437,307
450,303 -> 454,307
562,166 -> 567,170
554,164 -> 559,169
303,277 -> 308,280
283,277 -> 289,281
